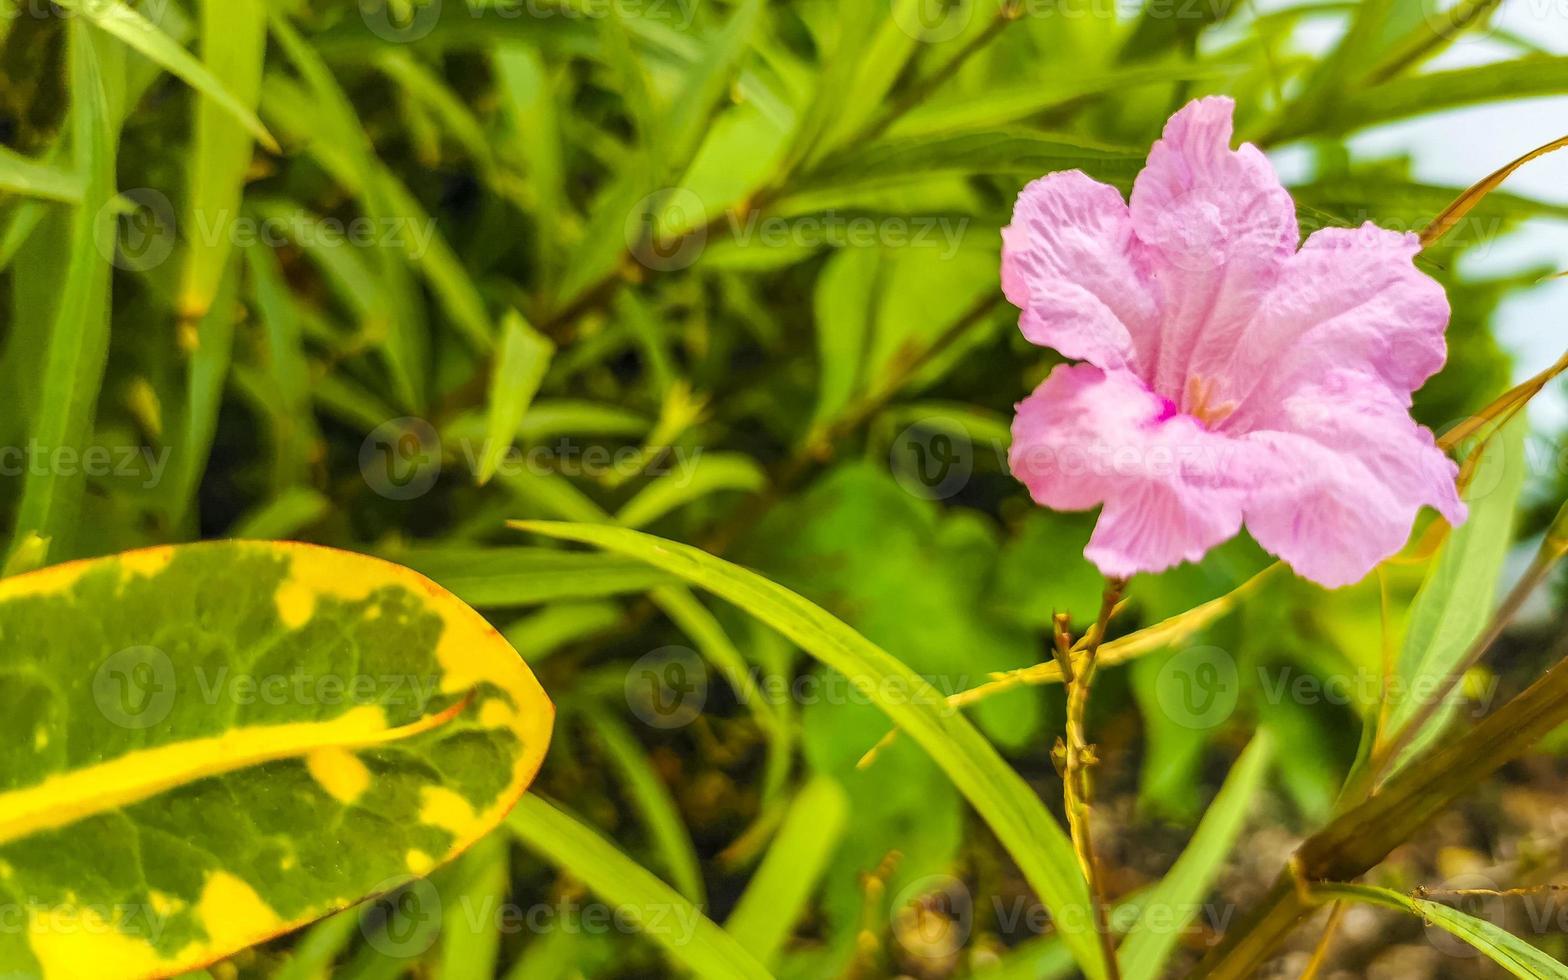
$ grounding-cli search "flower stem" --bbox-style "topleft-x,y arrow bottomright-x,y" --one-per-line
1060,577 -> 1126,980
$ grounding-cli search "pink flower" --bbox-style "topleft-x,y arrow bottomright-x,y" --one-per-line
1004,97 -> 1464,588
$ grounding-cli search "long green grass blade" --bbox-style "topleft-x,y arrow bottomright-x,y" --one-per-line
1119,731 -> 1275,980
11,21 -> 118,559
724,776 -> 849,966
1312,883 -> 1568,979
509,521 -> 1108,978
508,795 -> 772,980
56,0 -> 277,152
477,312 -> 555,485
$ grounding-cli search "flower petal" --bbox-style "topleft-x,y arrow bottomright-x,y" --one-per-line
1001,170 -> 1160,373
1221,224 -> 1451,431
1009,364 -> 1254,579
1242,371 -> 1465,589
1128,96 -> 1299,402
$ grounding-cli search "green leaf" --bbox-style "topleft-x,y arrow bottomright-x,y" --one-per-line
177,0 -> 266,321
11,22 -> 117,560
508,796 -> 771,980
663,0 -> 765,166
393,547 -> 672,608
509,521 -> 1108,979
1119,731 -> 1275,980
1311,883 -> 1568,979
809,246 -> 878,431
477,312 -> 555,486
0,145 -> 81,203
1271,57 -> 1568,141
796,129 -> 1142,194
56,0 -> 277,153
1387,415 -> 1528,764
724,776 -> 849,966
586,707 -> 706,904
0,541 -> 553,978
615,453 -> 767,529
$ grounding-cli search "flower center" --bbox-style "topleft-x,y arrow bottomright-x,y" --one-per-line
1184,376 -> 1236,429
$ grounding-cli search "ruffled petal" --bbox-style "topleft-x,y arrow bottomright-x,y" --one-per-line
1001,170 -> 1160,374
1009,364 -> 1256,579
1241,371 -> 1465,589
1220,224 -> 1451,431
1128,96 -> 1299,402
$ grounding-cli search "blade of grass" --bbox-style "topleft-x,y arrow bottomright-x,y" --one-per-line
11,21 -> 117,560
178,0 -> 266,321
1309,883 -> 1568,979
0,145 -> 81,203
508,795 -> 771,980
477,312 -> 555,485
510,521 -> 1110,979
1118,731 -> 1274,980
586,707 -> 707,904
56,0 -> 277,152
724,776 -> 849,966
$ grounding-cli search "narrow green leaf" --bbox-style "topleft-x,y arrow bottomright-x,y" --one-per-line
177,0 -> 266,321
439,836 -> 510,980
509,521 -> 1108,979
229,487 -> 332,540
616,453 -> 767,530
795,129 -> 1143,195
478,312 -> 555,485
587,707 -> 706,904
0,145 -> 81,203
1387,415 -> 1528,764
503,601 -> 623,664
11,22 -> 117,559
393,547 -> 672,607
1312,883 -> 1568,979
664,0 -> 764,166
56,0 -> 277,153
724,776 -> 849,966
1270,57 -> 1568,141
0,541 -> 552,977
493,43 -> 565,297
1119,731 -> 1275,980
810,247 -> 878,431
508,796 -> 771,980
